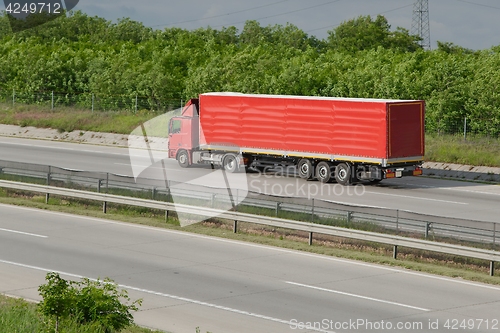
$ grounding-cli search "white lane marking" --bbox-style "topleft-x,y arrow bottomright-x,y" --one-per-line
285,281 -> 430,312
119,285 -> 334,333
2,203 -> 500,292
434,187 -> 500,197
114,163 -> 172,169
0,259 -> 334,333
398,182 -> 500,197
0,227 -> 47,238
364,191 -> 468,205
0,141 -> 168,158
0,141 -> 124,155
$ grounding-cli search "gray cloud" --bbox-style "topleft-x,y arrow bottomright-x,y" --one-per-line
3,0 -> 500,49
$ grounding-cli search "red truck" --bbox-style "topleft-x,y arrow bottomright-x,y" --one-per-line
168,93 -> 424,185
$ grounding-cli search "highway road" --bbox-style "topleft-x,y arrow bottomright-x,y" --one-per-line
1,204 -> 500,333
0,136 -> 499,224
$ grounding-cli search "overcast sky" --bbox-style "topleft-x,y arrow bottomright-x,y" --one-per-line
4,0 -> 500,49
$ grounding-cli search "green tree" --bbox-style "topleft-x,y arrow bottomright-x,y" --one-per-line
388,27 -> 422,52
38,272 -> 75,333
239,20 -> 272,46
464,50 -> 500,136
437,41 -> 475,55
327,15 -> 420,53
107,17 -> 154,43
0,11 -> 13,38
73,277 -> 141,333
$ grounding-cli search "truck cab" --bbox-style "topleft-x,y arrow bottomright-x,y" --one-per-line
168,99 -> 199,167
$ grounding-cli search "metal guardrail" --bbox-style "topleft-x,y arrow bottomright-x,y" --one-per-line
0,159 -> 499,247
0,179 -> 499,276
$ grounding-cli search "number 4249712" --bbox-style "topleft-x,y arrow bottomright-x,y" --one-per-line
444,319 -> 499,330
5,2 -> 62,14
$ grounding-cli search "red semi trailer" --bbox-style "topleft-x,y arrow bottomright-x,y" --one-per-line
168,93 -> 424,185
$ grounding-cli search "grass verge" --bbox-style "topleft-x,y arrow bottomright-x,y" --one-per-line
0,102 -> 159,134
0,294 -> 165,333
426,134 -> 500,167
1,188 -> 499,286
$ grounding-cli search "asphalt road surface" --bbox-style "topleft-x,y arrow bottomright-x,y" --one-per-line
0,136 -> 499,224
1,204 -> 500,333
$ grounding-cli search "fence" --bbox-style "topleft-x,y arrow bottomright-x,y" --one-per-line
0,89 -> 185,113
426,116 -> 500,138
0,159 -> 498,249
2,89 -> 499,137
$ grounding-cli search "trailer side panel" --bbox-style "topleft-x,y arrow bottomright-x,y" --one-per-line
199,94 -> 395,159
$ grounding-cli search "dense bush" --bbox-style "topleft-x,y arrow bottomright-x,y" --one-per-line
0,11 -> 499,135
38,272 -> 141,333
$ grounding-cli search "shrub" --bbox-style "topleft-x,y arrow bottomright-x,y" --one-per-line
38,272 -> 142,333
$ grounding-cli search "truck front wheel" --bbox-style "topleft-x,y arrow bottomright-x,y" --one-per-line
177,150 -> 190,168
335,163 -> 351,185
223,154 -> 239,173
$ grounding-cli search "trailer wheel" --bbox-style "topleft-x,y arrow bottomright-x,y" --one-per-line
335,163 -> 351,185
177,150 -> 190,168
223,154 -> 239,173
297,159 -> 313,180
316,161 -> 333,183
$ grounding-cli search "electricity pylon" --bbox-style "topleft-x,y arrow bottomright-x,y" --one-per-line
411,0 -> 431,50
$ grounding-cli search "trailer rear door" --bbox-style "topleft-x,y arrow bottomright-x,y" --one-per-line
387,101 -> 425,160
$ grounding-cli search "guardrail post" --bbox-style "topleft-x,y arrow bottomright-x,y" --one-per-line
309,232 -> 313,246
490,261 -> 495,276
235,189 -> 239,212
152,187 -> 156,200
165,210 -> 169,221
347,211 -> 352,224
393,245 -> 398,259
97,180 -> 101,193
425,222 -> 432,239
493,223 -> 497,246
311,198 -> 315,223
396,209 -> 399,232
166,187 -> 172,202
276,202 -> 280,217
45,168 -> 51,203
233,220 -> 238,233
103,201 -> 107,214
